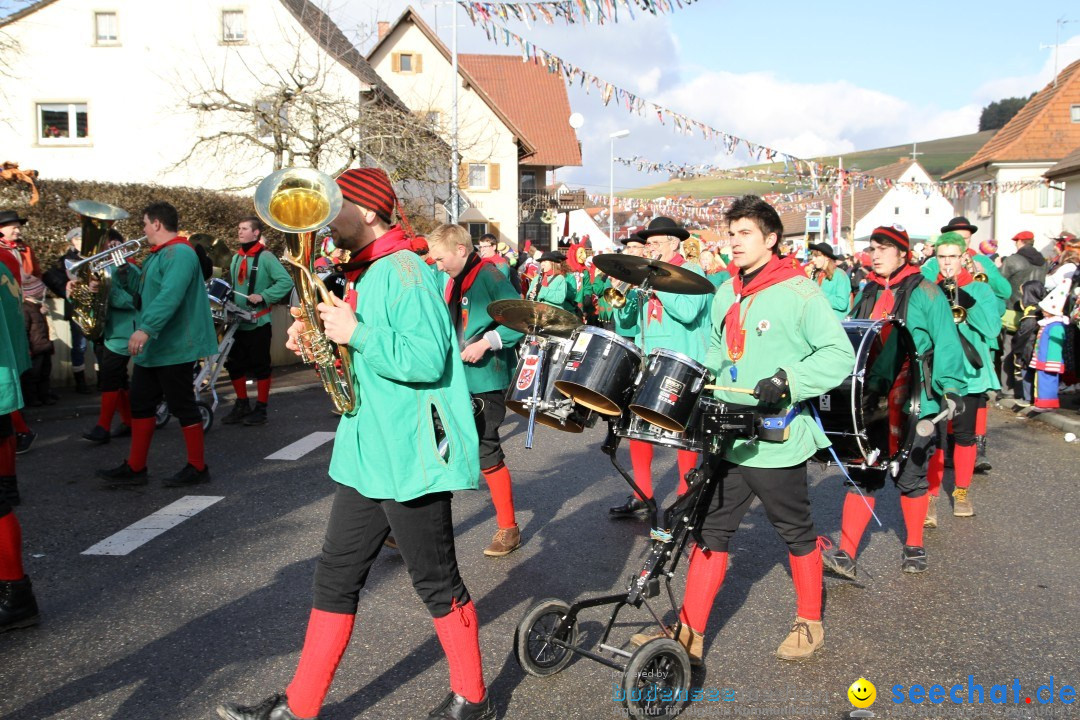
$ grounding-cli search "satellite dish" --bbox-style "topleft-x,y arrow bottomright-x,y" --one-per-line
568,112 -> 584,129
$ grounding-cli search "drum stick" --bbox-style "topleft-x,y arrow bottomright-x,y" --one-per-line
915,407 -> 951,438
704,384 -> 756,395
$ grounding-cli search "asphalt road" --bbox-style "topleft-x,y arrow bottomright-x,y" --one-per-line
2,389 -> 1078,720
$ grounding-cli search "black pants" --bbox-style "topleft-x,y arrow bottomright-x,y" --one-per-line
129,362 -> 200,427
99,347 -> 131,393
850,428 -> 934,499
20,354 -> 51,403
695,461 -> 817,556
473,391 -> 506,470
313,484 -> 469,618
950,393 -> 985,446
225,324 -> 272,381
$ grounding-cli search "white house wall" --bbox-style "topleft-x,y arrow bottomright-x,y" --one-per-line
856,164 -> 955,245
951,164 -> 1063,256
0,0 -> 366,190
1059,170 -> 1080,236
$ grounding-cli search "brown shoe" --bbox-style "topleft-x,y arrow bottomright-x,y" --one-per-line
629,624 -> 704,665
923,494 -> 938,528
952,488 -> 974,517
483,525 -> 521,557
776,617 -> 824,660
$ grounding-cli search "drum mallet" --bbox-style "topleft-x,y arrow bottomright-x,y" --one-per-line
915,400 -> 957,437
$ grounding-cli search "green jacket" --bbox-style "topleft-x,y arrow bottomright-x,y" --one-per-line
707,270 -> 731,288
536,274 -> 576,314
0,270 -> 24,415
228,248 -> 294,330
706,275 -> 855,468
121,240 -> 218,367
815,269 -> 852,319
448,260 -> 524,394
104,265 -> 140,356
953,280 -> 1002,395
591,272 -> 613,320
615,263 -> 711,362
329,250 -> 480,502
853,278 -> 967,417
922,254 -> 1009,332
0,263 -> 29,374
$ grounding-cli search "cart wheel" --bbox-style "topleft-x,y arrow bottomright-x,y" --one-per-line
155,401 -> 171,429
197,401 -> 214,434
514,598 -> 578,677
620,638 -> 691,718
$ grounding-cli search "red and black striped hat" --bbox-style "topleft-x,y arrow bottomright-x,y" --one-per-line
870,224 -> 910,254
335,168 -> 397,224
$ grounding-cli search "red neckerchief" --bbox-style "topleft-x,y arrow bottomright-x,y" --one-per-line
444,252 -> 484,333
0,247 -> 21,286
647,253 -> 686,324
867,263 -> 921,319
936,267 -> 974,288
236,241 -> 265,284
0,240 -> 35,277
541,270 -> 555,287
149,237 -> 193,253
335,225 -> 413,309
724,255 -> 804,362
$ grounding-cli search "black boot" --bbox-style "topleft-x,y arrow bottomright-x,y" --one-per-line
427,692 -> 495,720
822,549 -> 857,579
974,436 -> 991,473
216,693 -> 304,720
222,399 -> 251,425
0,576 -> 39,633
96,461 -> 149,488
608,495 -> 648,517
74,370 -> 93,395
83,425 -> 111,444
15,431 -> 36,455
0,476 -> 19,506
901,545 -> 928,573
164,463 -> 210,487
243,402 -> 268,426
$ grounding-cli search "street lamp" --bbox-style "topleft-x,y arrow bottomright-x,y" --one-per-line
609,129 -> 630,245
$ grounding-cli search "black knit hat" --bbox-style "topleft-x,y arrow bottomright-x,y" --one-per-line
870,224 -> 911,254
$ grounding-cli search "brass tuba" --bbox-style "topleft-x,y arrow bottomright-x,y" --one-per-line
254,168 -> 355,414
66,200 -> 130,341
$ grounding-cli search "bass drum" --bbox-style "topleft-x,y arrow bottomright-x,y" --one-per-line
811,319 -> 919,471
506,337 -> 593,433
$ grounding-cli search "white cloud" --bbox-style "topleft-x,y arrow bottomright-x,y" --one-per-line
974,33 -> 1080,103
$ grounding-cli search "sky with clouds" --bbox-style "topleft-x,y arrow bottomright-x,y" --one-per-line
330,0 -> 1080,194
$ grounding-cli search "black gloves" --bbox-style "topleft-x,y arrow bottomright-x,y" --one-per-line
944,392 -> 965,417
753,369 -> 789,405
955,288 -> 975,309
938,279 -> 975,309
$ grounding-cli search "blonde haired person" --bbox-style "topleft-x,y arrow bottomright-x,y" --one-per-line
807,242 -> 851,319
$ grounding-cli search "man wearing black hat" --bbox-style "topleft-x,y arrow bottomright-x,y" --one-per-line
821,224 -> 966,578
610,217 -> 711,518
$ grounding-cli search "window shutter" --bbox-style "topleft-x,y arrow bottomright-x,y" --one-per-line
488,221 -> 500,239
1020,189 -> 1034,213
414,53 -> 423,73
458,163 -> 468,189
392,53 -> 401,73
489,163 -> 500,190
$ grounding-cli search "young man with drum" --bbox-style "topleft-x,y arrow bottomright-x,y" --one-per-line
220,216 -> 294,427
609,217 -> 711,518
218,168 -> 492,720
822,225 -> 966,578
634,196 -> 854,661
924,232 -> 1000,521
428,223 -> 525,557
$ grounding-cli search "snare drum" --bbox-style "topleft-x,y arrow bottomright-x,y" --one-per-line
812,319 -> 919,470
554,326 -> 643,415
615,406 -> 703,453
628,349 -> 709,433
207,277 -> 232,307
506,337 -> 593,433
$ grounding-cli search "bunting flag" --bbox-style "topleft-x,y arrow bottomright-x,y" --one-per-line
460,0 -> 696,27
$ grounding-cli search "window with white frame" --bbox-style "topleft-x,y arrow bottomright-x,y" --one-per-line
1071,104 -> 1080,123
1038,184 -> 1064,210
94,11 -> 118,44
222,9 -> 246,42
37,103 -> 89,143
468,163 -> 488,189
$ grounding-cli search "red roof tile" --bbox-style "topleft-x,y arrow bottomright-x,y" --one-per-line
945,58 -> 1080,179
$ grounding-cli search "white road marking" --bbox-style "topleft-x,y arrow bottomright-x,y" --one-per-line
82,496 -> 224,556
265,431 -> 336,460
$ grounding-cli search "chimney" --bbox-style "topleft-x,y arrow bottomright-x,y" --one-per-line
377,21 -> 390,40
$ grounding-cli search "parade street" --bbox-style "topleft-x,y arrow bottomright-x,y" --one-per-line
1,385 -> 1077,720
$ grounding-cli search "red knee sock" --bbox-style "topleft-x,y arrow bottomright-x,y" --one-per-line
481,462 -> 516,529
0,511 -> 24,581
286,608 -> 355,718
127,417 -> 156,472
231,377 -> 248,400
953,443 -> 976,489
678,546 -> 728,634
628,440 -> 654,500
900,494 -> 929,548
117,390 -> 132,427
181,423 -> 206,471
927,448 -> 945,497
676,451 -> 698,495
0,434 -> 14,477
11,411 -> 29,434
975,406 -> 987,436
839,493 -> 876,558
257,377 -> 271,404
432,599 -> 486,704
98,391 -> 120,430
789,549 -> 823,621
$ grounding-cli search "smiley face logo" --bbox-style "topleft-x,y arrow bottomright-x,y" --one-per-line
848,678 -> 876,709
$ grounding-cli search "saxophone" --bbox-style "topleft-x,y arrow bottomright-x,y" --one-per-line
254,168 -> 355,414
65,200 -> 130,341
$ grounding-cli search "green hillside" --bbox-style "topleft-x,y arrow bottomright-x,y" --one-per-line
621,130 -> 995,200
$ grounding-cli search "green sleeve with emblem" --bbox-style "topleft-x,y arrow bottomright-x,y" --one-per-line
0,263 -> 30,374
134,245 -> 218,367
229,252 -> 294,330
705,276 -> 855,468
104,264 -> 140,356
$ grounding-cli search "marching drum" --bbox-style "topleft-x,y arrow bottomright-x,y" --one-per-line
506,336 -> 593,433
206,278 -> 233,322
628,349 -> 709,433
812,319 -> 919,471
615,401 -> 704,453
554,326 -> 643,416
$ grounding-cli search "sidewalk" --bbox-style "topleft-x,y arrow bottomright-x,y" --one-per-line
996,388 -> 1080,436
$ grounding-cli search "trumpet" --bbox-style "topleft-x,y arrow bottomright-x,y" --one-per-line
961,253 -> 988,283
254,167 -> 355,414
65,200 -> 132,341
602,279 -> 632,308
942,277 -> 967,324
64,236 -> 145,281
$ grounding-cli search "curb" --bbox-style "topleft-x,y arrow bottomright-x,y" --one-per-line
996,396 -> 1080,435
